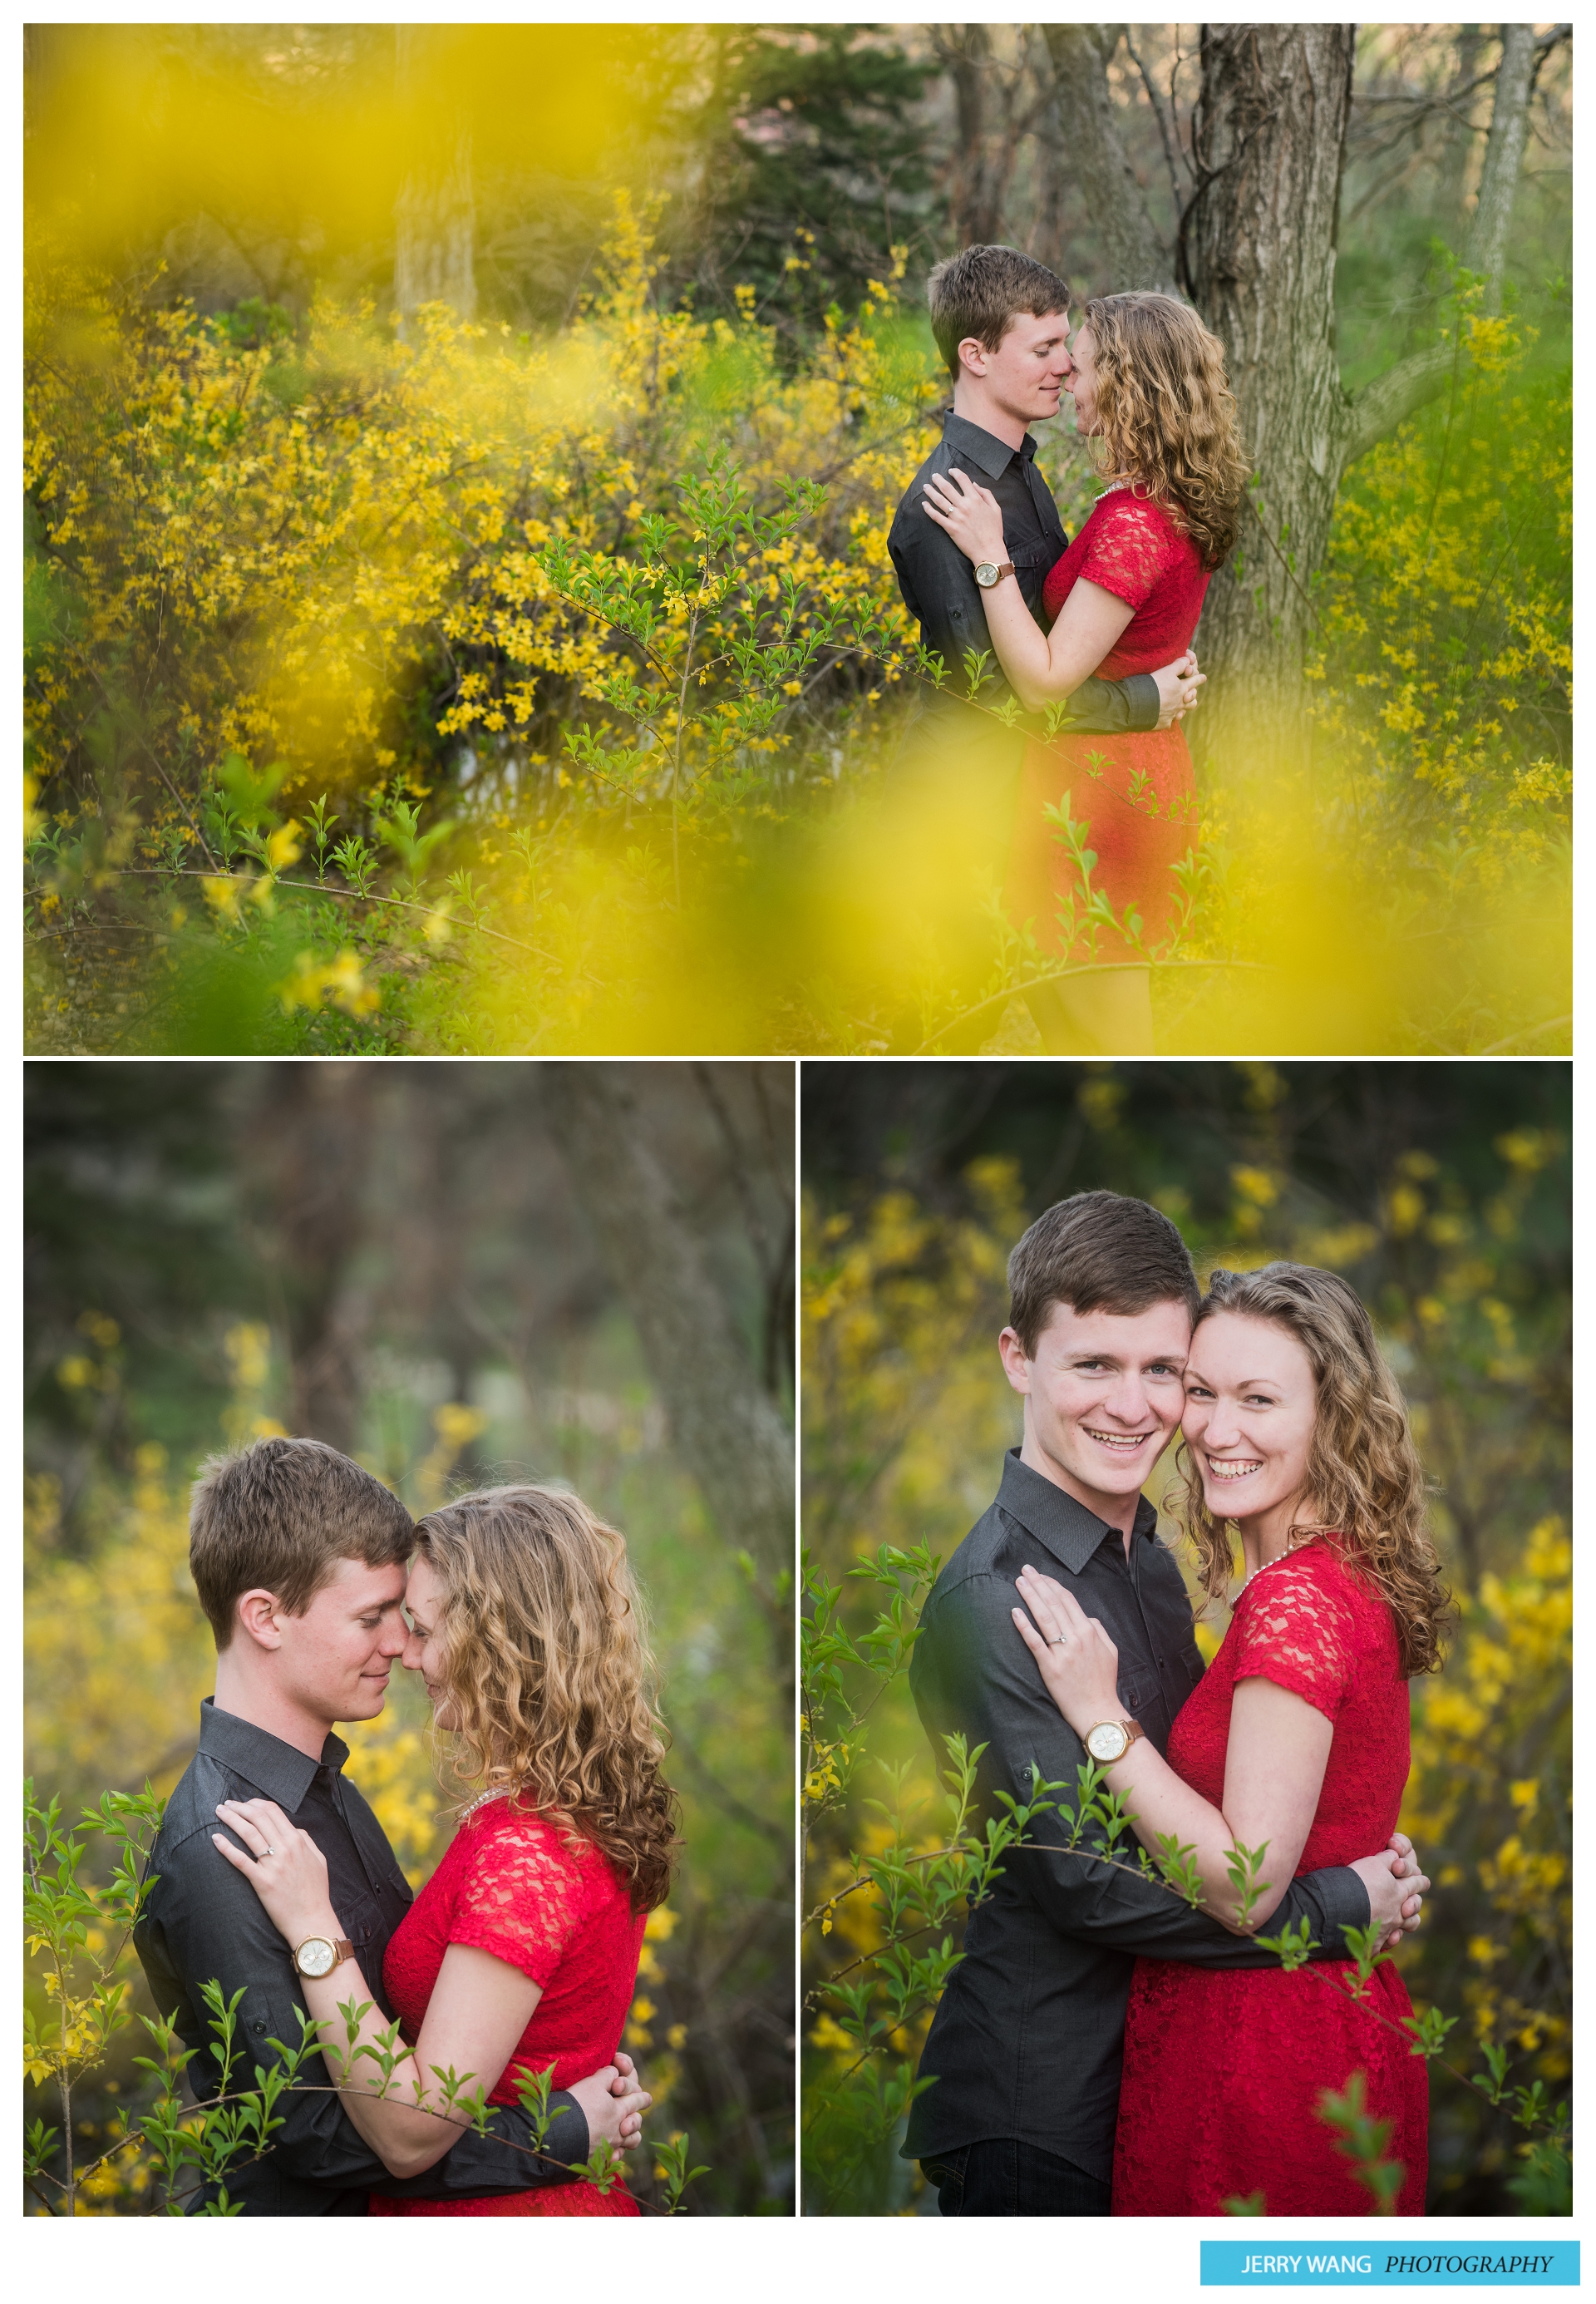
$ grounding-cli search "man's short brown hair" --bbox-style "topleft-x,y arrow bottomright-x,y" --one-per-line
1007,1191 -> 1199,1355
189,1435 -> 414,1650
927,244 -> 1072,377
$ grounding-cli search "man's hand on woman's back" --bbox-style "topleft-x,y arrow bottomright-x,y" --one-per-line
569,2051 -> 652,2153
1350,1829 -> 1431,1950
1152,649 -> 1206,728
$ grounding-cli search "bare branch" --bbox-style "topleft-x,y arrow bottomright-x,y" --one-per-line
1122,27 -> 1188,211
1343,340 -> 1456,468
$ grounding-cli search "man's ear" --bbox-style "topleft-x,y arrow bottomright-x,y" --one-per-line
998,1326 -> 1033,1396
234,1587 -> 286,1651
957,334 -> 990,378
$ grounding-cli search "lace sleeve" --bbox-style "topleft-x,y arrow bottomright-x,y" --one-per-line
1232,1555 -> 1359,1723
1076,494 -> 1178,611
446,1812 -> 591,1986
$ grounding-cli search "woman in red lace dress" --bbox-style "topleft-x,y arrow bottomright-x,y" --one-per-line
212,1484 -> 679,2214
922,291 -> 1248,1055
1012,1263 -> 1449,2215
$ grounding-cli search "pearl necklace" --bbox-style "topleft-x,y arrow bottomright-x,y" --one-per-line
458,1785 -> 520,1824
1237,1549 -> 1293,1595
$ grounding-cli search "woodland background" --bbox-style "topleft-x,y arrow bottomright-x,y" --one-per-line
801,1059 -> 1569,2214
24,1058 -> 795,2214
23,23 -> 1572,1056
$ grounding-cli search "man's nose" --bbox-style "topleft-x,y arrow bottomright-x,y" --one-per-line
1102,1374 -> 1151,1426
380,1616 -> 409,1657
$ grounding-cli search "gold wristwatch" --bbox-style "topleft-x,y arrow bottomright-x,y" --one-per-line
293,1934 -> 355,1979
1083,1718 -> 1145,1764
973,560 -> 1016,590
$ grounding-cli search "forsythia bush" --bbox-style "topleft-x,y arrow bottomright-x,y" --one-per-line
1307,286 -> 1571,881
25,195 -> 933,856
1401,1517 -> 1572,2207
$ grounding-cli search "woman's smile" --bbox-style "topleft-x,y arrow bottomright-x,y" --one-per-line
1204,1453 -> 1264,1483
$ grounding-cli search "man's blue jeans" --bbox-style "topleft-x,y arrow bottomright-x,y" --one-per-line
920,2138 -> 1111,2217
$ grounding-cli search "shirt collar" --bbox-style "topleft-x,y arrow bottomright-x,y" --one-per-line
940,408 -> 1036,478
198,1696 -> 350,1810
996,1447 -> 1160,1574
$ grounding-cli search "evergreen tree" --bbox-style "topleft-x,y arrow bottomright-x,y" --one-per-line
677,25 -> 938,327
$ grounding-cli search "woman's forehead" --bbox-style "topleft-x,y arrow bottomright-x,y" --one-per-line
405,1556 -> 443,1607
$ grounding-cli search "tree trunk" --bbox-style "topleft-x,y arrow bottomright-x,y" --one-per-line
1043,24 -> 1177,294
1180,23 -> 1355,773
394,27 -> 476,328
933,26 -> 1016,248
244,1065 -> 375,1453
1437,25 -> 1490,239
540,1065 -> 795,1682
1465,24 -> 1534,311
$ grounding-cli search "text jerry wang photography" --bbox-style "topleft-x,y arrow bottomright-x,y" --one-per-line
800,1061 -> 1569,2221
24,1060 -> 796,2218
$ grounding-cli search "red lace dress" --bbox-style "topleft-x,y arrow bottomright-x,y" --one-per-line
1007,488 -> 1210,964
1112,1541 -> 1428,2216
368,1798 -> 646,2217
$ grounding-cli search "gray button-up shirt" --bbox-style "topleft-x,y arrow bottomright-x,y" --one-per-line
134,1700 -> 589,2213
902,1451 -> 1372,2183
888,409 -> 1161,738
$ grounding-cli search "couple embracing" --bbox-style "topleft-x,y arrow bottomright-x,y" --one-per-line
906,1190 -> 1446,2216
888,245 -> 1245,1058
134,1439 -> 674,2213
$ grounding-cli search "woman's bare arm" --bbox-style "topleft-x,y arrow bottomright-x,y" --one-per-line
1011,1571 -> 1427,1935
920,467 -> 1135,709
212,1795 -> 648,2178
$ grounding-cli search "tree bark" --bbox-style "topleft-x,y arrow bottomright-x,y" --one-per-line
394,27 -> 476,328
244,1065 -> 374,1454
1465,23 -> 1534,310
540,1065 -> 795,1677
933,26 -> 1017,248
1043,24 -> 1177,294
1180,23 -> 1355,771
1436,24 -> 1490,239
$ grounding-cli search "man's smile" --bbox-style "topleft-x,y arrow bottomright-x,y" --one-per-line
1082,1425 -> 1155,1453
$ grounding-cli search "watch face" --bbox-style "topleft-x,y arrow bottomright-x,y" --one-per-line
1086,1723 -> 1127,1764
298,1937 -> 336,1977
974,562 -> 998,587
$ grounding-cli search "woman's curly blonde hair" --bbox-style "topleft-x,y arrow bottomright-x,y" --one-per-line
414,1483 -> 679,1912
1083,290 -> 1249,570
1174,1263 -> 1452,1680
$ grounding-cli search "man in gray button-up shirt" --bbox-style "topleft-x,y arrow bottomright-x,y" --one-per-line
903,1191 -> 1421,2216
